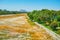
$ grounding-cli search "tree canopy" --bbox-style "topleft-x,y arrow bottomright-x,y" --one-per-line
27,9 -> 60,35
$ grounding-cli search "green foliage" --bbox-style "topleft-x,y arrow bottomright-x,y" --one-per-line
50,20 -> 58,31
27,9 -> 60,35
57,15 -> 60,21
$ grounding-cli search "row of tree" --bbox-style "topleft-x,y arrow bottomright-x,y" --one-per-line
27,9 -> 60,35
0,9 -> 27,15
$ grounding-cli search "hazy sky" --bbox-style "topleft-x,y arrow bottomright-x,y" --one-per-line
0,0 -> 60,11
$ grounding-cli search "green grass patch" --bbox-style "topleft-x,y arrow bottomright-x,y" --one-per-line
27,19 -> 35,26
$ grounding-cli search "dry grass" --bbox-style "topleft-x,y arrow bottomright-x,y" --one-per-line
0,14 -> 55,40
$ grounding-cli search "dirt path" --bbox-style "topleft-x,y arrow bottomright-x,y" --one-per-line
35,22 -> 60,40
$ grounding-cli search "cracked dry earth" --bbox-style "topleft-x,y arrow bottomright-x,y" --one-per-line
0,14 -> 59,40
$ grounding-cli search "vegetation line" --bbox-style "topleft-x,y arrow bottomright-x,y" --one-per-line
27,9 -> 60,35
35,22 -> 60,40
